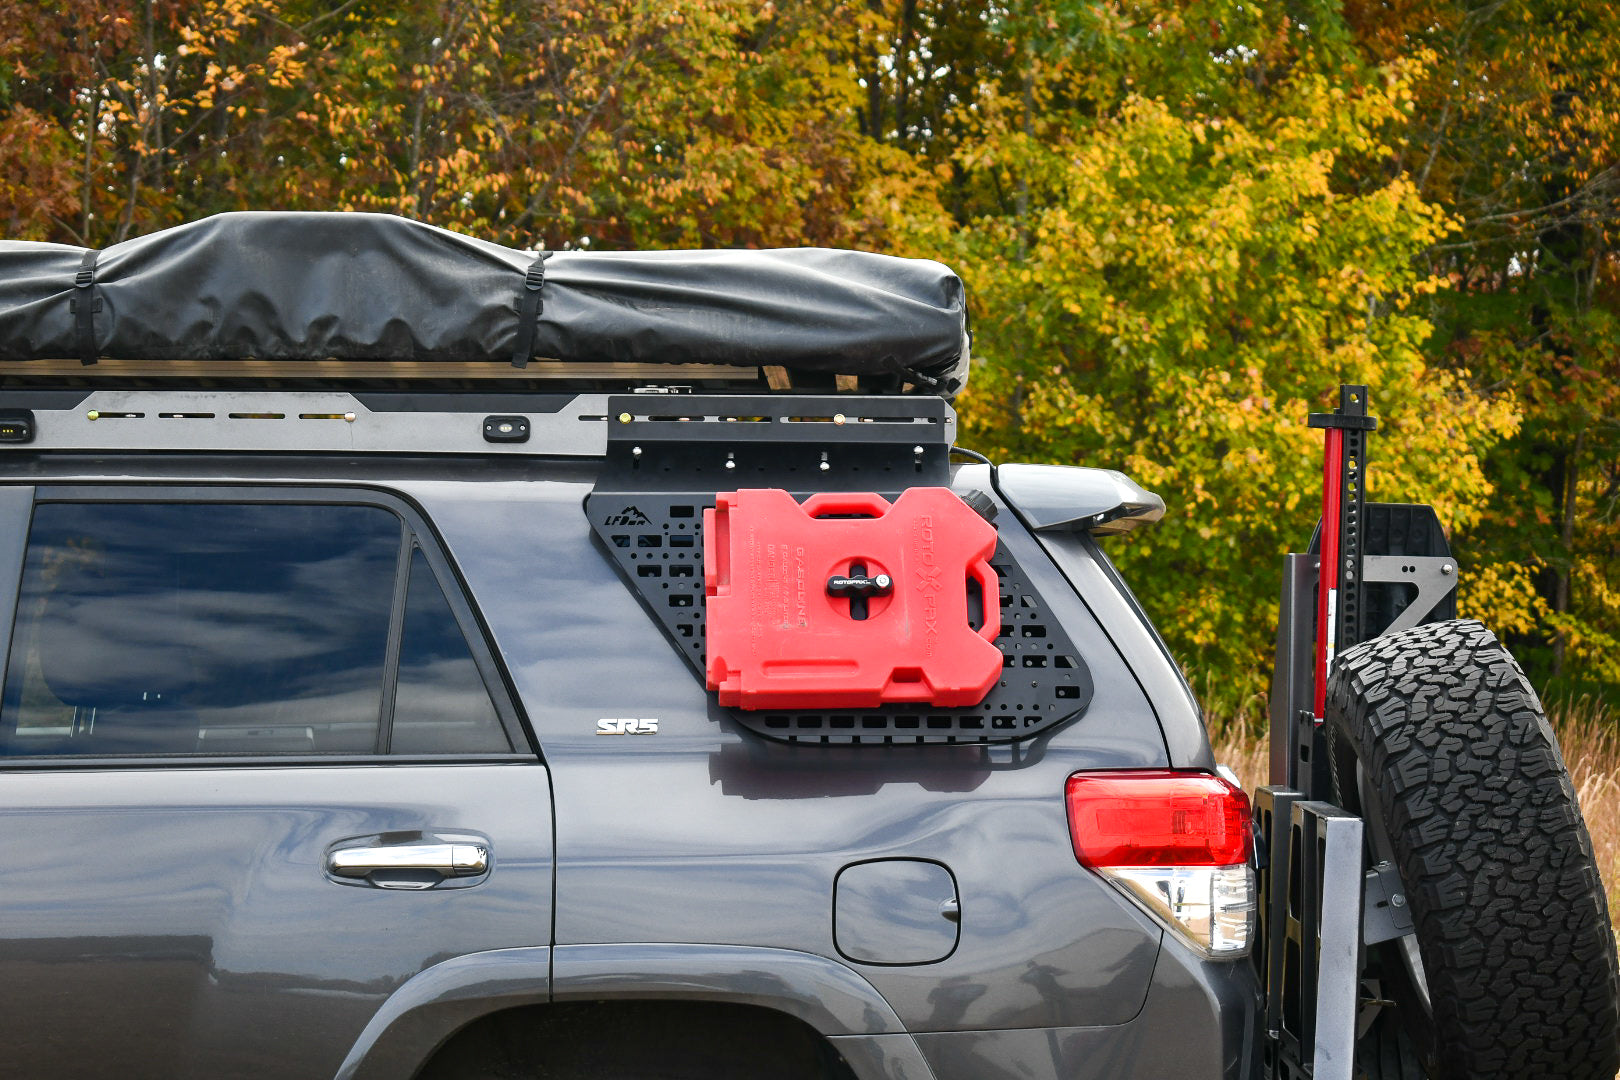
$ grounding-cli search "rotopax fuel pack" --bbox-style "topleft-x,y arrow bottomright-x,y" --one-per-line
703,488 -> 1002,710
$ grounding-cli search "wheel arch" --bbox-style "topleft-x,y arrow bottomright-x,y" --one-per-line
335,943 -> 918,1080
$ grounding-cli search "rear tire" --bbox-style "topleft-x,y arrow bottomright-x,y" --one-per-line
1325,619 -> 1619,1080
1354,1007 -> 1426,1080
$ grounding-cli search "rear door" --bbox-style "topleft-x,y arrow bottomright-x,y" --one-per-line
0,485 -> 552,1079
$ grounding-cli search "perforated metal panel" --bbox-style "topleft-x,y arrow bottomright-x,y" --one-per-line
584,394 -> 1092,745
586,491 -> 1094,745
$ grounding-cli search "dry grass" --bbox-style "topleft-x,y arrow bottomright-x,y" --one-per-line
1210,695 -> 1620,939
1559,697 -> 1620,938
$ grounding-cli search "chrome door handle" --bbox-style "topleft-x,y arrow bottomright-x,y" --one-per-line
328,843 -> 489,883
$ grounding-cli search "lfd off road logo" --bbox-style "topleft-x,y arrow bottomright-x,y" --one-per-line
596,718 -> 659,735
603,506 -> 651,527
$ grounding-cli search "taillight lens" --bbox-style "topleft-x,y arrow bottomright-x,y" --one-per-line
1066,770 -> 1253,867
1066,770 -> 1255,958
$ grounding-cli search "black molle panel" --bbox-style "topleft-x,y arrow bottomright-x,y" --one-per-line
587,491 -> 1093,745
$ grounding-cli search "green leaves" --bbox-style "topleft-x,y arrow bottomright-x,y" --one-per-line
914,12 -> 1508,697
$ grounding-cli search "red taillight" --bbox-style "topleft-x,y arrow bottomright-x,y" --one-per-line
1066,770 -> 1252,868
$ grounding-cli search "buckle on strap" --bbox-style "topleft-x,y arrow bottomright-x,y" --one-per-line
511,251 -> 551,369
75,249 -> 101,365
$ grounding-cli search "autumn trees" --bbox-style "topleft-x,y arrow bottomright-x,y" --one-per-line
1,0 -> 1614,707
1348,0 -> 1620,687
845,0 -> 1617,707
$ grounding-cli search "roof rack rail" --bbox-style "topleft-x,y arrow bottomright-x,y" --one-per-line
0,388 -> 956,458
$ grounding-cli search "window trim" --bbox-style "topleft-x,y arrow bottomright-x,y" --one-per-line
0,487 -> 34,705
376,530 -> 416,754
1,484 -> 537,766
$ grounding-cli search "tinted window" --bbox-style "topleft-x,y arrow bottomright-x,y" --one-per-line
1,502 -> 400,756
391,548 -> 509,754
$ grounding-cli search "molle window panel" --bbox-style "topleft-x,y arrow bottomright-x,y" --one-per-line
586,492 -> 1094,746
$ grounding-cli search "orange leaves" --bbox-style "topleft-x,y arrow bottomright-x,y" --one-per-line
0,105 -> 78,239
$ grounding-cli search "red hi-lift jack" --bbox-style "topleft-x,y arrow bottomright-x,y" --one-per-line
1307,386 -> 1378,726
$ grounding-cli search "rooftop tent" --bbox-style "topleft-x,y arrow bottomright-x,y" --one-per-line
0,212 -> 971,395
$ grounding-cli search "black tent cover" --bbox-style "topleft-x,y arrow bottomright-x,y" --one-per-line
0,212 -> 970,394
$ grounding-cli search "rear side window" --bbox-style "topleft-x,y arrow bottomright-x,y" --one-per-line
0,499 -> 513,759
391,547 -> 507,754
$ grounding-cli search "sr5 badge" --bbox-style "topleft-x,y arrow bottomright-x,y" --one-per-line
597,718 -> 659,735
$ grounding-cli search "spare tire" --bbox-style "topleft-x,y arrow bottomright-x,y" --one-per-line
1324,619 -> 1619,1080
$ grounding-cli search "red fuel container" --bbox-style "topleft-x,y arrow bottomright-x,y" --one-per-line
703,488 -> 1002,710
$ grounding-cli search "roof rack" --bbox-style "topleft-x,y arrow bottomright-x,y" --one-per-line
0,388 -> 957,458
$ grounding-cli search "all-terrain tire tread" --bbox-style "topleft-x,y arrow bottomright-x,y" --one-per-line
1358,1014 -> 1427,1080
1326,619 -> 1619,1080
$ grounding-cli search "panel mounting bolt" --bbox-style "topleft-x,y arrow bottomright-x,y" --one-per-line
819,451 -> 831,473
632,445 -> 642,458
1441,563 -> 1454,575
833,413 -> 846,426
344,412 -> 357,423
1391,894 -> 1406,908
724,453 -> 736,471
617,411 -> 632,424
86,410 -> 99,421
913,445 -> 924,456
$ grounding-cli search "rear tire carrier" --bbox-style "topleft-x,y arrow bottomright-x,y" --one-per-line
1324,619 -> 1619,1080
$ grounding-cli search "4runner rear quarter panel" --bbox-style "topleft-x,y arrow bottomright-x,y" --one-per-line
408,470 -> 1177,1035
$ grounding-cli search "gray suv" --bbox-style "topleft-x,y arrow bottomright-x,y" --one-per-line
3,213 -> 1614,1080
0,384 -> 1255,1080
